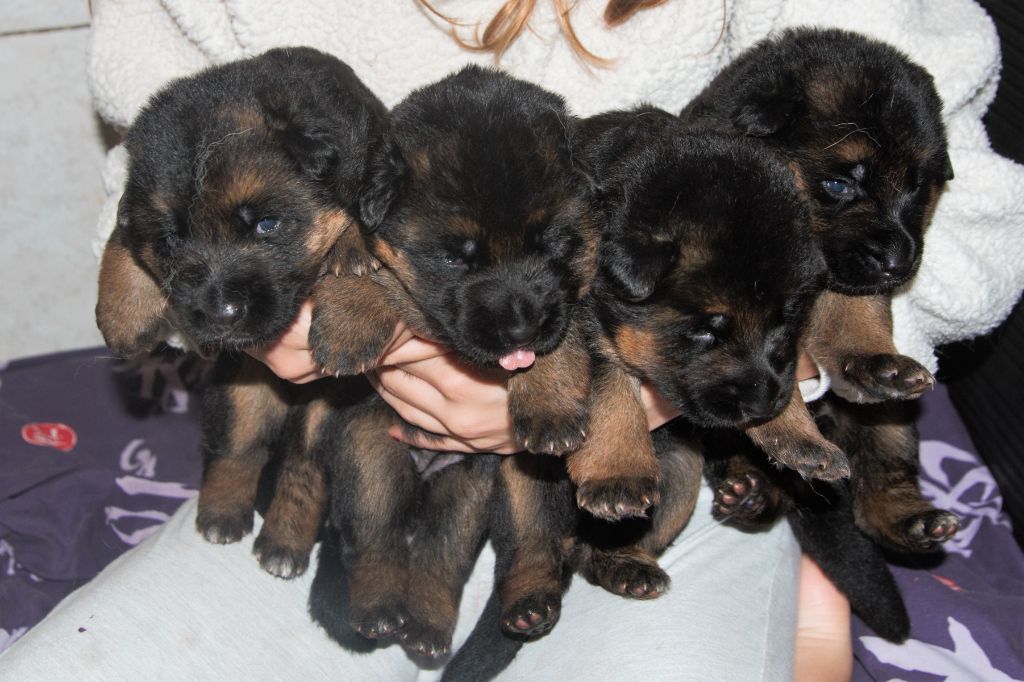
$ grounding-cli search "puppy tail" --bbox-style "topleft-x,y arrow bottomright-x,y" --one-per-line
307,529 -> 378,653
787,488 -> 910,643
441,589 -> 523,682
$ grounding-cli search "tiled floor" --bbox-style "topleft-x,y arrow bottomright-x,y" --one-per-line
0,4 -> 109,361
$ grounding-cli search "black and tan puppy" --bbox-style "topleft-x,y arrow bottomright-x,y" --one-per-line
308,66 -> 589,665
562,108 -> 911,643
681,27 -> 959,549
565,109 -> 826,596
96,47 -> 386,577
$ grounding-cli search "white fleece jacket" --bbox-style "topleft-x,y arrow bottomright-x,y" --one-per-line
88,0 -> 1024,372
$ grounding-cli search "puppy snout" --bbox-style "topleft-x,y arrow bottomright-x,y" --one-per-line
505,319 -> 540,346
200,286 -> 248,329
726,372 -> 785,423
863,228 -> 915,281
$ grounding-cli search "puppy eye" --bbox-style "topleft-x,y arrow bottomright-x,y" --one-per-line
255,217 -> 281,235
821,179 -> 855,199
443,238 -> 476,268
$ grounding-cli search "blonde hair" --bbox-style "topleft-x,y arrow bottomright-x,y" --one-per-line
418,0 -> 669,65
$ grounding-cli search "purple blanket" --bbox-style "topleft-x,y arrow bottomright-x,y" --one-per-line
1,348 -> 1021,680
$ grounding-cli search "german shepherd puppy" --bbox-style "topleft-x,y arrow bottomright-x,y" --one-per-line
562,106 -> 912,643
95,47 -> 386,577
681,27 -> 959,551
307,66 -> 589,666
564,107 -> 825,595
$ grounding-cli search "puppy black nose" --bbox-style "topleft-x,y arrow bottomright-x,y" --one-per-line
208,300 -> 245,326
505,320 -> 539,346
739,399 -> 776,422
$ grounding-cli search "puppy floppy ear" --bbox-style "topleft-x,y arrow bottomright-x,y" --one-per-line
600,236 -> 677,303
95,211 -> 169,357
731,78 -> 801,137
359,134 -> 407,232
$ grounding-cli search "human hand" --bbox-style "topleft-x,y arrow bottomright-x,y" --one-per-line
245,300 -> 322,383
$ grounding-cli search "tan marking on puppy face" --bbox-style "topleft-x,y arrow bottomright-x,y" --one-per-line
447,215 -> 482,240
372,239 -> 417,286
833,137 -> 876,164
408,149 -> 432,178
217,105 -> 266,132
613,325 -> 662,371
787,161 -> 809,195
96,235 -> 168,356
806,77 -> 842,116
222,170 -> 267,213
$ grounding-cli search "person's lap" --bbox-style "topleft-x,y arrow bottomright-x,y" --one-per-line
0,484 -> 799,681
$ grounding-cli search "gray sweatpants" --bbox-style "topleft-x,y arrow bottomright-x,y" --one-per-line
0,482 -> 799,681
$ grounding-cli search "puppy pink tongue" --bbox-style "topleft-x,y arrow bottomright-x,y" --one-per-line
499,349 -> 536,371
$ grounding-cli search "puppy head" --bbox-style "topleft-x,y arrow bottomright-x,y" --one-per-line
687,28 -> 952,294
593,132 -> 825,429
359,66 -> 596,367
97,48 -> 385,355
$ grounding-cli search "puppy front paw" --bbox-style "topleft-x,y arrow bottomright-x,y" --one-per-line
765,438 -> 849,481
584,552 -> 669,600
512,404 -> 589,455
196,505 -> 253,544
399,620 -> 452,667
576,477 -> 660,521
501,592 -> 562,637
252,532 -> 311,579
328,241 -> 381,278
841,353 -> 934,402
350,600 -> 408,641
309,302 -> 391,376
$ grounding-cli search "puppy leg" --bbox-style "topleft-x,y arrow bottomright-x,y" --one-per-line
507,317 -> 591,455
567,358 -> 661,521
492,454 -> 573,638
332,400 -> 418,640
309,272 -> 399,376
807,292 -> 933,402
822,399 -> 959,552
252,398 -> 331,579
572,430 -> 702,600
196,357 -> 288,544
745,384 -> 850,480
401,455 -> 498,666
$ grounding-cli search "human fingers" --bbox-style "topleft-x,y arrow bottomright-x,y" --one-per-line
366,368 -> 452,435
797,351 -> 820,382
368,364 -> 518,452
245,300 -> 322,383
794,554 -> 852,682
387,424 -> 519,455
640,382 -> 682,430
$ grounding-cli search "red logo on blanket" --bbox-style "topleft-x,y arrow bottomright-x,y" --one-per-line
21,422 -> 78,452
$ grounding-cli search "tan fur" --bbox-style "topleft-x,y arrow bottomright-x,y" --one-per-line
567,362 -> 659,500
96,232 -> 169,356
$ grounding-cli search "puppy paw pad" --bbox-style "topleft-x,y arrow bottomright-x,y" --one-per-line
576,477 -> 660,522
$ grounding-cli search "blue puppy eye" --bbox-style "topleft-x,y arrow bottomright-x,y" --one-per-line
255,217 -> 280,234
821,179 -> 854,198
